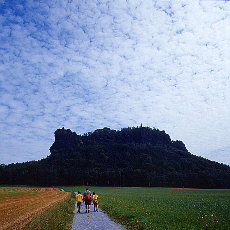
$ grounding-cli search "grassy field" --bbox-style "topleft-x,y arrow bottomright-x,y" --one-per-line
61,186 -> 230,230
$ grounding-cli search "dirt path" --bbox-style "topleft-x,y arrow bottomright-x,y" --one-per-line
72,194 -> 125,230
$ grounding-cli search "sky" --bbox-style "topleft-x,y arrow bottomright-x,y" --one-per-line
0,0 -> 230,166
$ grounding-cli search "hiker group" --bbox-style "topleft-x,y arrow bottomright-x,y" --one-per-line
76,188 -> 99,213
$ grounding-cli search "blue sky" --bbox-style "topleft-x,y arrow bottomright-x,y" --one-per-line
0,0 -> 230,165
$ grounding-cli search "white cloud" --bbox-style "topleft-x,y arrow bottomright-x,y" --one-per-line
0,0 -> 230,165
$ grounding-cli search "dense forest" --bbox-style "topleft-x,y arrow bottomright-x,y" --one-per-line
1,126 -> 230,188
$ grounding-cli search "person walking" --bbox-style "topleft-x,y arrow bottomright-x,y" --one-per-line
83,188 -> 92,213
92,191 -> 99,212
76,191 -> 83,213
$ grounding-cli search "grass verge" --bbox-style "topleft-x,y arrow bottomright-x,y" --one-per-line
23,192 -> 76,230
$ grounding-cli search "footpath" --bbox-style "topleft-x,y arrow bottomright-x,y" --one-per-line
72,194 -> 125,230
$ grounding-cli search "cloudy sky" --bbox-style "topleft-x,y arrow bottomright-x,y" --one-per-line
0,0 -> 230,165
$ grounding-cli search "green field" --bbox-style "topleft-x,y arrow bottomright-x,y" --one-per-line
61,186 -> 230,230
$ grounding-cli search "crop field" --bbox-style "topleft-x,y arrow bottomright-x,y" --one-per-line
62,186 -> 230,230
0,187 -> 42,197
0,187 -> 69,230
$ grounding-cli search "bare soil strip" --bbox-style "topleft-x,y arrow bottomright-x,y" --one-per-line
0,188 -> 68,230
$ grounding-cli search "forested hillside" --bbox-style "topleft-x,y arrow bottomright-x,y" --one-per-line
1,126 -> 230,188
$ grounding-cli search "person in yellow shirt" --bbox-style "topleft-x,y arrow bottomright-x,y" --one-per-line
92,191 -> 99,212
76,191 -> 83,213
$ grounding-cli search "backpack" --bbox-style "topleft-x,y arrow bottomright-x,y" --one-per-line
85,191 -> 91,201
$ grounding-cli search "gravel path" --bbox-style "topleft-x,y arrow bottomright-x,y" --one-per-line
72,194 -> 125,230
